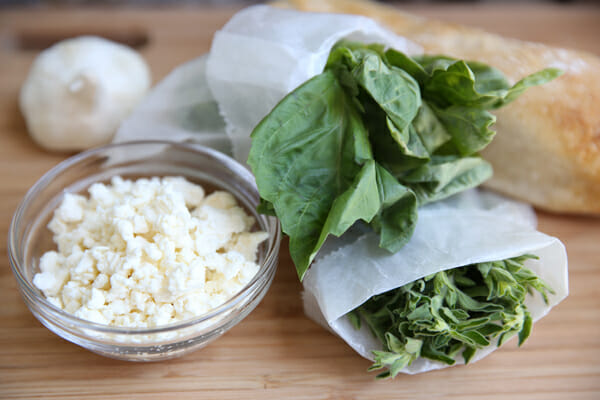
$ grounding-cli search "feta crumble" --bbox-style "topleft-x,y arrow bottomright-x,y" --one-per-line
33,176 -> 268,328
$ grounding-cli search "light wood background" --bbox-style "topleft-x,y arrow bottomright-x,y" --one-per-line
1,3 -> 599,399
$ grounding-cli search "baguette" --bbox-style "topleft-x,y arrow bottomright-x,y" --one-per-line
284,0 -> 600,214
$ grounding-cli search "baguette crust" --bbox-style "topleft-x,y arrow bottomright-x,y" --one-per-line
285,0 -> 600,214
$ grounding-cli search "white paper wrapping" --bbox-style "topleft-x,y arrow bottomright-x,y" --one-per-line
205,5 -> 421,162
114,5 -> 569,375
113,55 -> 232,154
116,5 -> 421,162
303,189 -> 568,374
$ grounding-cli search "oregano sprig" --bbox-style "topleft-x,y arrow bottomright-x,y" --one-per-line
347,254 -> 554,379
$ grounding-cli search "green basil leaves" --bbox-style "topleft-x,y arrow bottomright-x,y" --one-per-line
248,41 -> 562,280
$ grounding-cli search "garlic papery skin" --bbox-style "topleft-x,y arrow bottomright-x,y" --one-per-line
19,36 -> 151,152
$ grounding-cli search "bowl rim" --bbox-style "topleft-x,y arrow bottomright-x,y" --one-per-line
8,140 -> 281,335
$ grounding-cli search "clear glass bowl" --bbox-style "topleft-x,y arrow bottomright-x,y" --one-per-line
8,141 -> 281,361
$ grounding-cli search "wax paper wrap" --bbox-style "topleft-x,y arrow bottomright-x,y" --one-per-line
113,56 -> 232,155
115,5 -> 421,162
114,5 -> 569,375
303,189 -> 568,375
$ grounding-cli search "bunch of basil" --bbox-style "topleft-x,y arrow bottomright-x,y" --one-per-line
248,41 -> 561,280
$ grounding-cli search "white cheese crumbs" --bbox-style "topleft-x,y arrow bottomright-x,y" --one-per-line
33,176 -> 268,328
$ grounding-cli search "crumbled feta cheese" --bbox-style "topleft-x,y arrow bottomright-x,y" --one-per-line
34,176 -> 268,328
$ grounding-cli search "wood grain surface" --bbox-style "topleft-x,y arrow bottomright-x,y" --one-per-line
1,3 -> 599,399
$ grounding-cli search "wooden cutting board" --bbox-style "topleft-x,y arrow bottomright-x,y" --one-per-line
1,4 -> 599,399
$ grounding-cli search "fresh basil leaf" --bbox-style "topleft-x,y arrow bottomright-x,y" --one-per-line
319,161 -> 381,232
411,102 -> 452,154
421,59 -> 514,109
374,162 -> 415,209
327,41 -> 386,69
497,68 -> 563,107
430,103 -> 497,155
387,119 -> 430,160
400,156 -> 493,205
309,161 -> 382,268
374,189 -> 418,252
415,55 -> 562,110
353,52 -> 422,133
467,61 -> 511,95
361,96 -> 428,174
414,55 -> 456,75
369,163 -> 419,252
248,70 -> 371,279
424,60 -> 484,108
385,48 -> 429,85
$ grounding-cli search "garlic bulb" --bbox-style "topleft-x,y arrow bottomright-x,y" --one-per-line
19,36 -> 151,151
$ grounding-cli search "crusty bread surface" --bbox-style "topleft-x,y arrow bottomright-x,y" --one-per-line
284,0 -> 600,214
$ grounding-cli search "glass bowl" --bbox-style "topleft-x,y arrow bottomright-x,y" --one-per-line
8,141 -> 281,361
